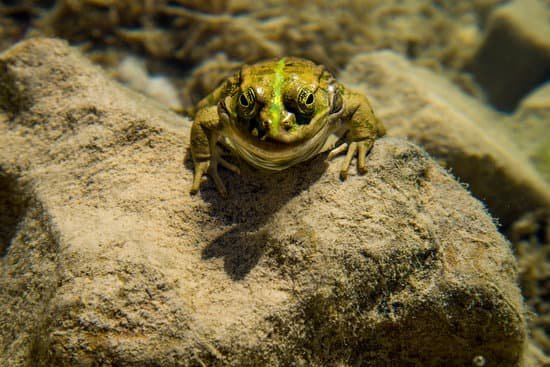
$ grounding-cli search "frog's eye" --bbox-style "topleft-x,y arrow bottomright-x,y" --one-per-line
237,88 -> 258,119
297,87 -> 315,116
239,91 -> 253,107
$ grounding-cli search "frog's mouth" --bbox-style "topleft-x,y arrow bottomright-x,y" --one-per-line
221,108 -> 345,171
263,107 -> 332,144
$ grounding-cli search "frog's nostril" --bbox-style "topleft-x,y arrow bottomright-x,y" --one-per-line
282,112 -> 296,131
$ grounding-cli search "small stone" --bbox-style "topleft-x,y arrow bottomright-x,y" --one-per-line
511,82 -> 550,183
472,355 -> 486,367
517,82 -> 550,114
469,0 -> 550,111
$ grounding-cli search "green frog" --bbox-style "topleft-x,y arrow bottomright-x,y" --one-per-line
189,57 -> 385,196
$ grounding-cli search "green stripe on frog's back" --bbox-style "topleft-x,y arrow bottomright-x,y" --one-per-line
269,58 -> 286,137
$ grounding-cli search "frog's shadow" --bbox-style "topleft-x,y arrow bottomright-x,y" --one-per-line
184,149 -> 328,280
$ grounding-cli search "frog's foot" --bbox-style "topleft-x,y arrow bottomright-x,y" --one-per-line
328,140 -> 373,180
190,155 -> 240,197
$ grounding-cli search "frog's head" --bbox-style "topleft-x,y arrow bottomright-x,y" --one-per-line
221,57 -> 343,146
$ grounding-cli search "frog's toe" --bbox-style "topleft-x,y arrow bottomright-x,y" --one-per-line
328,143 -> 348,160
357,139 -> 375,175
339,142 -> 357,180
219,156 -> 240,175
215,181 -> 228,198
339,169 -> 349,181
208,165 -> 228,198
190,160 -> 210,195
357,142 -> 368,174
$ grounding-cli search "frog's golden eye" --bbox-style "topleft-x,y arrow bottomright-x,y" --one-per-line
237,88 -> 258,119
238,88 -> 255,107
297,87 -> 315,115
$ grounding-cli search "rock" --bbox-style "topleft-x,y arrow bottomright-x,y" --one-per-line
517,82 -> 550,114
340,51 -> 550,228
468,0 -> 550,111
510,208 -> 550,361
0,38 -> 528,366
506,82 -> 550,183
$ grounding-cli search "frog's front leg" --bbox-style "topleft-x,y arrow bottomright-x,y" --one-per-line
329,90 -> 385,180
190,105 -> 239,197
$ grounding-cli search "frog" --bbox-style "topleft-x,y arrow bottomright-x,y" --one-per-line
188,57 -> 385,197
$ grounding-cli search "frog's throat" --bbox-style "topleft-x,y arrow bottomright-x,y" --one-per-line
269,58 -> 286,137
222,111 -> 346,171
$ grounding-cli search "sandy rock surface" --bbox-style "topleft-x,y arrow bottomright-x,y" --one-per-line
0,38 -> 528,366
340,51 -> 550,228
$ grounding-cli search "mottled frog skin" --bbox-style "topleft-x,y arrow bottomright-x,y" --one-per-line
189,57 -> 385,196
